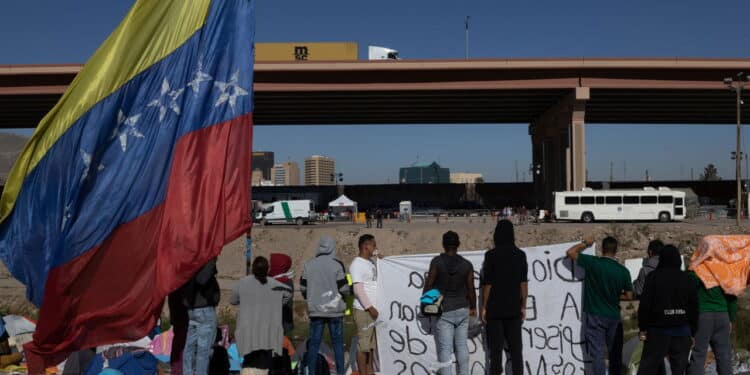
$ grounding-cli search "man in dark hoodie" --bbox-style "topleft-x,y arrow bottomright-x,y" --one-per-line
181,257 -> 221,375
637,245 -> 698,375
633,240 -> 665,298
481,220 -> 528,375
301,236 -> 350,375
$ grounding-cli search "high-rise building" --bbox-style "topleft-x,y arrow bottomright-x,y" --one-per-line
305,155 -> 336,186
251,151 -> 275,180
399,161 -> 450,184
273,161 -> 300,186
251,169 -> 265,187
450,173 -> 484,184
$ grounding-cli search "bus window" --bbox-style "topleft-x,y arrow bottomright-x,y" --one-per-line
596,196 -> 604,205
641,196 -> 657,204
581,196 -> 595,204
565,196 -> 580,205
658,196 -> 674,204
675,198 -> 684,206
624,196 -> 639,204
605,196 -> 622,204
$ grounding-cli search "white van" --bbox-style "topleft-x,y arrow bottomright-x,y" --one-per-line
255,200 -> 317,225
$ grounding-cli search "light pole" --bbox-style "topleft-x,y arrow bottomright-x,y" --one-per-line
725,73 -> 747,226
465,16 -> 470,60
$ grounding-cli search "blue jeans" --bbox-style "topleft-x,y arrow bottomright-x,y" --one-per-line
183,307 -> 217,375
583,313 -> 621,375
308,317 -> 345,375
436,308 -> 470,375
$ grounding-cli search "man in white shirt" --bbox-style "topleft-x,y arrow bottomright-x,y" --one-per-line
349,234 -> 378,375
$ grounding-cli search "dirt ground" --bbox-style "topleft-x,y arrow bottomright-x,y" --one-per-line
2,216 -> 749,316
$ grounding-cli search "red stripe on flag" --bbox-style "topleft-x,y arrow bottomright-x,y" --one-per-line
25,114 -> 252,372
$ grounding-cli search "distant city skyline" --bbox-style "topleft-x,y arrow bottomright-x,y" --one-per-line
1,125 -> 742,185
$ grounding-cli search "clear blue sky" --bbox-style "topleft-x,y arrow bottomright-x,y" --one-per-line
2,0 -> 749,183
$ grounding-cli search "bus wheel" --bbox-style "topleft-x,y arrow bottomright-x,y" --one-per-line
295,217 -> 304,226
658,212 -> 671,222
581,212 -> 595,223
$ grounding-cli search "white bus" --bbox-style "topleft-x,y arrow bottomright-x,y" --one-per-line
554,187 -> 686,223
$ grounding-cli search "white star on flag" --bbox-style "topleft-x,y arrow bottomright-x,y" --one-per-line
80,150 -> 105,183
112,110 -> 144,152
61,203 -> 73,231
147,79 -> 184,122
214,70 -> 248,113
187,63 -> 213,95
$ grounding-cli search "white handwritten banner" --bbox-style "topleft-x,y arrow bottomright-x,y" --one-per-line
376,242 -> 594,375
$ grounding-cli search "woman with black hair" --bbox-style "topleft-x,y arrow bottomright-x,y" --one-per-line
231,256 -> 292,375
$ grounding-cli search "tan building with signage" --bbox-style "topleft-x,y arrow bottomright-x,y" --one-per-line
273,161 -> 300,186
255,42 -> 357,62
305,155 -> 336,186
251,169 -> 265,187
450,173 -> 484,184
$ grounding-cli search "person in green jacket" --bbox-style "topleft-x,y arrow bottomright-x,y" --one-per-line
686,271 -> 737,375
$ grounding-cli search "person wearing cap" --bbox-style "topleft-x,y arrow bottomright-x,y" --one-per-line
269,253 -> 295,335
481,220 -> 528,375
423,231 -> 476,375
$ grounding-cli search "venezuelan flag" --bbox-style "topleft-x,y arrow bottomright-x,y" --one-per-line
0,0 -> 254,370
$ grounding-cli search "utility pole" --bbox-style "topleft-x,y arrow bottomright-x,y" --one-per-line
623,161 -> 627,181
515,160 -> 519,183
609,161 -> 613,184
464,16 -> 470,60
737,88 -> 742,225
691,168 -> 694,181
725,73 -> 746,226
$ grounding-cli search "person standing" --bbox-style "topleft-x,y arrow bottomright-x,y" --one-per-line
566,237 -> 633,375
349,234 -> 379,375
301,236 -> 350,375
231,256 -> 292,375
168,291 -> 188,375
365,210 -> 373,228
376,209 -> 383,229
637,245 -> 698,375
423,231 -> 476,375
686,271 -> 739,375
269,253 -> 295,336
633,240 -> 664,298
182,257 -> 221,375
481,220 -> 528,375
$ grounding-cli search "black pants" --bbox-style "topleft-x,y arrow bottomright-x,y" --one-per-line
637,334 -> 691,375
243,350 -> 272,369
609,322 -> 624,375
486,318 -> 523,375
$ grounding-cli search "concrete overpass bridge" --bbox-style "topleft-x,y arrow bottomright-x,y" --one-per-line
2,58 -> 750,206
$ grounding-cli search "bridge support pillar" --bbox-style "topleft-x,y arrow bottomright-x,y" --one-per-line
529,88 -> 589,209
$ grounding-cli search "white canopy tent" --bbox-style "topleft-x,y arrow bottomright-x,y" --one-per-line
328,195 -> 358,220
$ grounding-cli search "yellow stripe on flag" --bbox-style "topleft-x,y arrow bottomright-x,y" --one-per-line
0,0 -> 212,223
